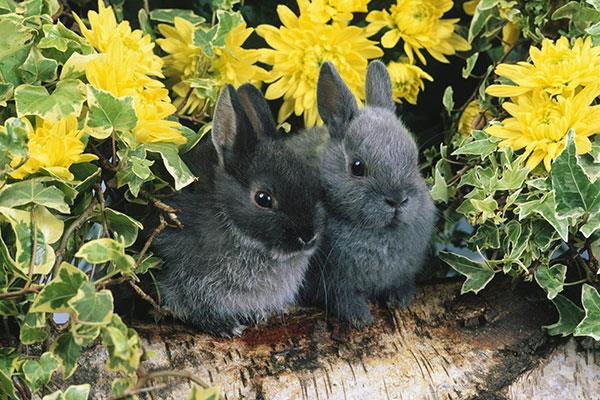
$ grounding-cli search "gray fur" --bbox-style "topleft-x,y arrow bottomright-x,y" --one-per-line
154,84 -> 324,337
301,61 -> 436,328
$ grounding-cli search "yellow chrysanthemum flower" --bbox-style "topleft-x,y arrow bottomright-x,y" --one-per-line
486,86 -> 600,171
386,62 -> 433,104
85,41 -> 142,98
486,37 -> 600,98
157,18 -> 267,115
10,115 -> 97,180
458,100 -> 490,135
366,0 -> 470,64
298,0 -> 370,23
157,17 -> 202,79
257,4 -> 383,126
133,88 -> 186,145
211,24 -> 269,88
74,0 -> 163,81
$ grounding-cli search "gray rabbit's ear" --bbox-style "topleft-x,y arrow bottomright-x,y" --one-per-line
317,61 -> 358,140
365,60 -> 395,111
212,85 -> 256,166
237,83 -> 278,140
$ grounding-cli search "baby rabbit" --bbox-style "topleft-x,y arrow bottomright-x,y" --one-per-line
301,61 -> 436,329
153,83 -> 323,337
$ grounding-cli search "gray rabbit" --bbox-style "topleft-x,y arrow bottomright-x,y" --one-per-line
299,61 -> 436,329
153,84 -> 323,337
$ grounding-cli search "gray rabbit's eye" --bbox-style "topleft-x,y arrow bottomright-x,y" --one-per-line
254,190 -> 274,208
350,159 -> 366,177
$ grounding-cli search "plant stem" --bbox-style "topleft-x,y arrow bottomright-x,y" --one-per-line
53,198 -> 98,276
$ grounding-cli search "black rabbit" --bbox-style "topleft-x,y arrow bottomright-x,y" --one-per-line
153,84 -> 324,336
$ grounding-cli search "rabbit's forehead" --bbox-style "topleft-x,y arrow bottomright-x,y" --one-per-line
248,145 -> 319,193
344,113 -> 418,165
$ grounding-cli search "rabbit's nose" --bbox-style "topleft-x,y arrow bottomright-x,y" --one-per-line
385,196 -> 408,209
298,234 -> 318,248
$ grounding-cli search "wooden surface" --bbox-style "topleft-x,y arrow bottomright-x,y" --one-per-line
62,278 -> 582,399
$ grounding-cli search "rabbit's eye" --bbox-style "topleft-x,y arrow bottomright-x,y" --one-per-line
350,159 -> 366,177
254,191 -> 273,208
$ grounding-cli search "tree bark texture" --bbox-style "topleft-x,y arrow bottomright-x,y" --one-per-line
65,278 -> 592,399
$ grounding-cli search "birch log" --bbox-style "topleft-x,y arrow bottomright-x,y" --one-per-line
67,278 -> 565,399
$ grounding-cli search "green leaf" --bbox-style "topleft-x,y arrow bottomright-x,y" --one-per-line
75,238 -> 136,273
101,315 -> 142,373
551,130 -> 600,218
50,333 -> 82,379
0,369 -> 14,398
189,384 -> 220,400
18,46 -> 57,84
439,251 -> 495,294
0,15 -> 36,85
469,222 -> 501,250
42,384 -> 90,400
534,264 -> 566,300
452,138 -> 498,158
545,295 -> 585,337
517,192 -> 569,242
15,79 -> 86,121
430,161 -> 448,203
578,153 -> 600,183
469,0 -> 499,41
146,143 -> 196,190
94,208 -> 143,248
442,86 -> 454,115
149,8 -> 205,24
0,179 -> 70,213
574,284 -> 600,340
462,52 -> 479,78
581,212 -> 600,237
0,206 -> 59,275
20,311 -> 48,344
23,352 -> 59,391
30,262 -> 87,312
38,21 -> 93,63
86,86 -> 138,136
69,282 -> 113,326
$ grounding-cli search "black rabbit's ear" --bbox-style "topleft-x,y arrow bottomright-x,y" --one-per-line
317,61 -> 358,140
212,85 -> 256,167
237,83 -> 278,140
365,60 -> 395,111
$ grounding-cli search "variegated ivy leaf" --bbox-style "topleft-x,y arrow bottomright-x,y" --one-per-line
516,192 -> 569,242
42,384 -> 90,400
86,85 -> 138,137
15,79 -> 86,121
68,282 -> 114,326
545,295 -> 585,337
439,251 -> 495,294
145,143 -> 196,190
534,264 -> 566,300
0,179 -> 70,214
574,284 -> 600,340
75,238 -> 136,274
101,315 -> 142,373
552,131 -> 600,218
50,333 -> 83,379
30,262 -> 87,313
22,352 -> 59,392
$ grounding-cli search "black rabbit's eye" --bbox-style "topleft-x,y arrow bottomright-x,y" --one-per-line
254,191 -> 273,208
350,159 -> 366,177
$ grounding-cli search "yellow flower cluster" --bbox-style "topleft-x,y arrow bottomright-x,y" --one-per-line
75,1 -> 185,145
366,0 -> 470,64
386,62 -> 432,105
486,37 -> 600,171
257,2 -> 382,126
298,0 -> 370,23
10,116 -> 98,181
156,17 -> 267,116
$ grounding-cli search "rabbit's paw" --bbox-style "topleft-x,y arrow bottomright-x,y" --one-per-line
337,295 -> 373,330
384,284 -> 416,309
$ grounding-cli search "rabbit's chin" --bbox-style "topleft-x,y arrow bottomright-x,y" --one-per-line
269,246 -> 317,262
